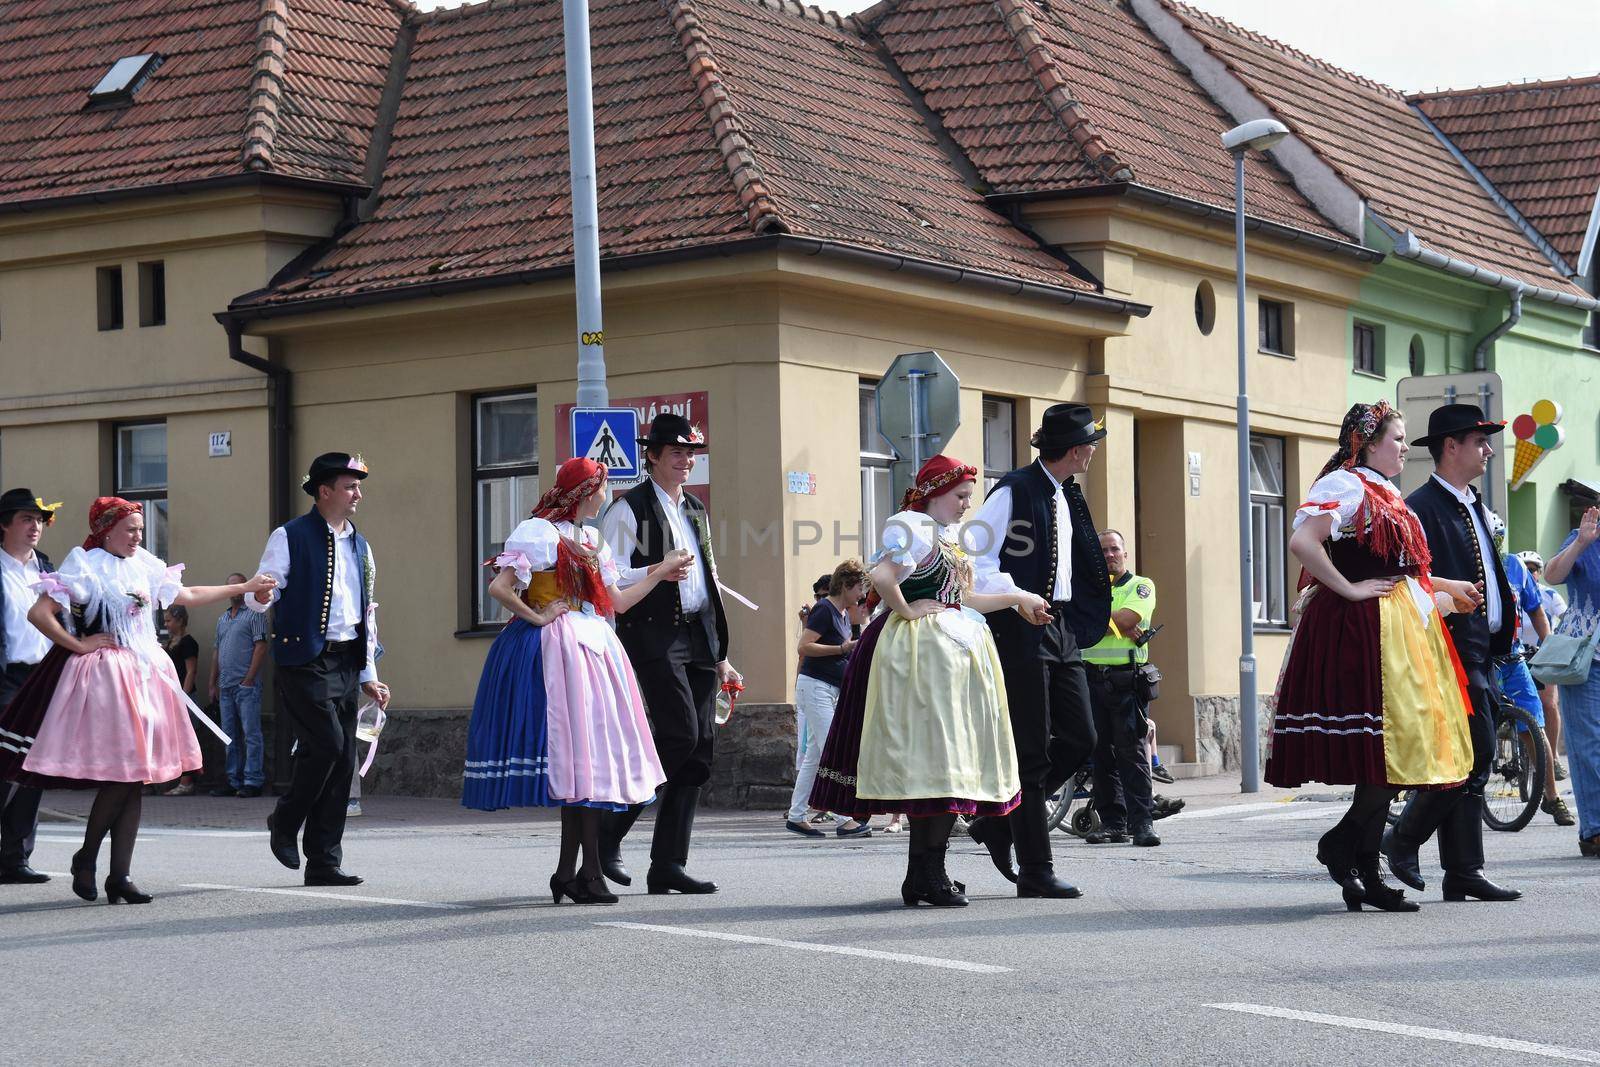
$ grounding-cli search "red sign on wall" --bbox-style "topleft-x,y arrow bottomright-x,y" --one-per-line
555,391 -> 710,506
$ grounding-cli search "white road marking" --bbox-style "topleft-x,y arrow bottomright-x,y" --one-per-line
39,828 -> 263,839
1208,1004 -> 1600,1063
1161,801 -> 1294,821
1241,807 -> 1344,823
597,921 -> 1012,974
184,883 -> 471,910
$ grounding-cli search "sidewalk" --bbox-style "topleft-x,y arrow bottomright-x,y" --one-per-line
42,772 -> 1310,831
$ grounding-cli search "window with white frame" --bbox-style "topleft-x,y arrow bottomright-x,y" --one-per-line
115,422 -> 168,561
1249,434 -> 1287,626
982,396 -> 1015,493
473,391 -> 538,625
859,382 -> 895,554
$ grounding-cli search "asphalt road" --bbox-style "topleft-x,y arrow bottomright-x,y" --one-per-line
5,786 -> 1597,1067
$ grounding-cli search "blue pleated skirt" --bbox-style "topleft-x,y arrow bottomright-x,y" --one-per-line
460,617 -> 626,812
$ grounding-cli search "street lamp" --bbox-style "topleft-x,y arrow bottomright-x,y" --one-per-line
1221,118 -> 1289,794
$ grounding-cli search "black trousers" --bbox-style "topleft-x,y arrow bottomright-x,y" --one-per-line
629,619 -> 719,786
995,607 -> 1096,794
0,662 -> 41,868
273,641 -> 361,871
1087,663 -> 1153,830
1438,670 -> 1498,874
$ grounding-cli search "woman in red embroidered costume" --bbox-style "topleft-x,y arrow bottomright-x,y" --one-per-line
1267,402 -> 1481,912
461,459 -> 683,905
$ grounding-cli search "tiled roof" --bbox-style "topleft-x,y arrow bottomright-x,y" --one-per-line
0,0 -> 402,207
867,0 -> 1343,240
1167,2 -> 1588,297
1412,76 -> 1600,269
244,0 -> 1097,309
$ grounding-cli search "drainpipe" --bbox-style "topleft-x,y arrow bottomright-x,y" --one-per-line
1473,287 -> 1522,372
225,318 -> 292,528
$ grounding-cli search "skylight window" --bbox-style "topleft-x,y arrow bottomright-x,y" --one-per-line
88,53 -> 163,106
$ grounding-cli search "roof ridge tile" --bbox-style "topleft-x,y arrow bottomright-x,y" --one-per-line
1168,0 -> 1397,98
744,0 -> 850,32
243,0 -> 291,172
667,0 -> 789,234
1408,72 -> 1600,103
992,0 -> 1132,182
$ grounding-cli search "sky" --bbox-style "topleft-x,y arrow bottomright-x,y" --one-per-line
414,0 -> 1599,93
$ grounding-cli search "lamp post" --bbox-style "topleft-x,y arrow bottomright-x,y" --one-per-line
564,0 -> 607,407
1221,118 -> 1289,793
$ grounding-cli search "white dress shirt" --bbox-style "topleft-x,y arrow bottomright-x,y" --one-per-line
600,480 -> 710,613
970,461 -> 1072,601
1431,474 -> 1504,633
1,550 -> 51,666
248,520 -> 376,682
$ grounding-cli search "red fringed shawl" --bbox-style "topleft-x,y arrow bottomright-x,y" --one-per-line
554,537 -> 613,619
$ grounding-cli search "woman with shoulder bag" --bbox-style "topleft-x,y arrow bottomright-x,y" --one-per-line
1541,505 -> 1600,858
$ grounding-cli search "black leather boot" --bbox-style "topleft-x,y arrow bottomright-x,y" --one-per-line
1357,857 -> 1418,912
1012,788 -> 1081,899
598,799 -> 648,886
902,817 -> 966,907
964,814 -> 1017,882
646,785 -> 717,895
1316,824 -> 1366,910
1382,788 -> 1459,892
1439,794 -> 1521,902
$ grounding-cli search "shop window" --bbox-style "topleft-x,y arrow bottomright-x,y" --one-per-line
1249,434 -> 1287,627
982,396 -> 1015,494
115,421 -> 168,560
1259,298 -> 1294,356
97,266 -> 124,331
859,381 -> 895,554
139,261 -> 166,327
473,391 -> 538,625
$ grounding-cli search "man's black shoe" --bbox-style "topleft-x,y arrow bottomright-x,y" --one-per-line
1016,868 -> 1082,899
1380,825 -> 1424,892
965,816 -> 1018,882
645,863 -> 718,895
0,865 -> 49,884
1131,827 -> 1161,847
238,786 -> 263,798
267,813 -> 300,870
209,785 -> 239,797
305,868 -> 363,887
1441,871 -> 1521,902
1085,827 -> 1128,845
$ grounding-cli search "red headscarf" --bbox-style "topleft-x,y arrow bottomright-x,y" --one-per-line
83,496 -> 143,551
900,455 -> 978,512
531,458 -> 608,523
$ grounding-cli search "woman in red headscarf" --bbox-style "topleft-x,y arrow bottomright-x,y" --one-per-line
810,456 -> 1049,907
462,458 -> 685,904
0,498 -> 274,904
1267,402 -> 1480,912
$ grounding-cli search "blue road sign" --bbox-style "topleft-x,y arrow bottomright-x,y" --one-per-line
571,407 -> 641,480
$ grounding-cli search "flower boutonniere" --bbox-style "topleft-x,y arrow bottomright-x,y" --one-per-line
126,590 -> 148,616
361,548 -> 376,603
690,509 -> 716,575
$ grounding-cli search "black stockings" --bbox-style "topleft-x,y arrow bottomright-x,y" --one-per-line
556,807 -> 602,881
908,812 -> 957,858
81,783 -> 143,880
1336,784 -> 1398,859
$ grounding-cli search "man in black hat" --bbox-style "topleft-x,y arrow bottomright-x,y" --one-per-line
965,403 -> 1112,898
1388,404 -> 1521,902
248,453 -> 391,887
0,489 -> 61,884
598,412 -> 738,894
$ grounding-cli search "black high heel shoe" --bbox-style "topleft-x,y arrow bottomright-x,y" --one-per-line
550,873 -> 617,905
104,876 -> 152,904
1315,826 -> 1366,911
70,850 -> 97,902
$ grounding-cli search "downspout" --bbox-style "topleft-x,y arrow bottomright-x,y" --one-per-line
225,318 -> 292,528
1472,286 -> 1522,372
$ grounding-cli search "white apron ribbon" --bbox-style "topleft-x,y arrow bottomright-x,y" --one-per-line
718,582 -> 759,612
147,653 -> 232,745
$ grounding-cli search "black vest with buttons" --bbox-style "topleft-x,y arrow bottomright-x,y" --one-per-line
1405,477 -> 1513,667
612,480 -> 728,664
270,507 -> 370,668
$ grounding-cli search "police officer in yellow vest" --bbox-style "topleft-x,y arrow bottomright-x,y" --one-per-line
1083,530 -> 1159,847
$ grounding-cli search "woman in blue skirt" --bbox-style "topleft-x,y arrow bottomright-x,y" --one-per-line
462,458 -> 689,903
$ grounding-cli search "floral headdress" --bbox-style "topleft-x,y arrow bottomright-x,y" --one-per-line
1318,401 -> 1396,479
531,458 -> 608,523
82,496 -> 143,551
900,455 -> 978,512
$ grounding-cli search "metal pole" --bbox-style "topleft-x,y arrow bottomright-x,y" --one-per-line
1234,150 -> 1260,793
564,0 -> 607,407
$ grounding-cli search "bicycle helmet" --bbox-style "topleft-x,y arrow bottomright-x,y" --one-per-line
1516,549 -> 1544,571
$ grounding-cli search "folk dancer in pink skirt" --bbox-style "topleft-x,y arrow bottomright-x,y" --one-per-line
809,455 -> 1049,907
1266,402 -> 1481,912
463,458 -> 682,904
0,497 -> 274,904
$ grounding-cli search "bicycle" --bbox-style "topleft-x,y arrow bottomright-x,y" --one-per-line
1386,700 -> 1547,832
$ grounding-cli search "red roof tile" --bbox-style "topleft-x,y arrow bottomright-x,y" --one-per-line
1412,76 -> 1600,269
1168,2 -> 1586,297
868,0 -> 1343,240
0,0 -> 403,207
244,0 -> 1096,308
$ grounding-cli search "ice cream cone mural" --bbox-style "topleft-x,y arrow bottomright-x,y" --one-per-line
1509,399 -> 1564,490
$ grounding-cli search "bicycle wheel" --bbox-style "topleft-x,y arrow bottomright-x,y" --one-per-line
1482,703 -> 1547,832
1047,770 -> 1096,836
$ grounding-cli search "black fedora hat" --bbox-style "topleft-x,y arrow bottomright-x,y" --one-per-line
301,452 -> 370,496
0,488 -> 61,525
638,412 -> 707,450
1413,403 -> 1505,448
1031,403 -> 1106,451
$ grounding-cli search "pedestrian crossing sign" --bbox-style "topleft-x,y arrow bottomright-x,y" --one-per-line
571,407 -> 641,480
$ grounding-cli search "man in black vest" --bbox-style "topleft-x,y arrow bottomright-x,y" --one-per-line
1387,404 -> 1520,902
0,489 -> 61,885
966,404 -> 1112,898
598,413 -> 738,894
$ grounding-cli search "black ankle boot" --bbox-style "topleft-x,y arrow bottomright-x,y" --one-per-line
1316,825 -> 1366,910
1383,788 -> 1460,892
1357,859 -> 1418,912
902,849 -> 967,907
